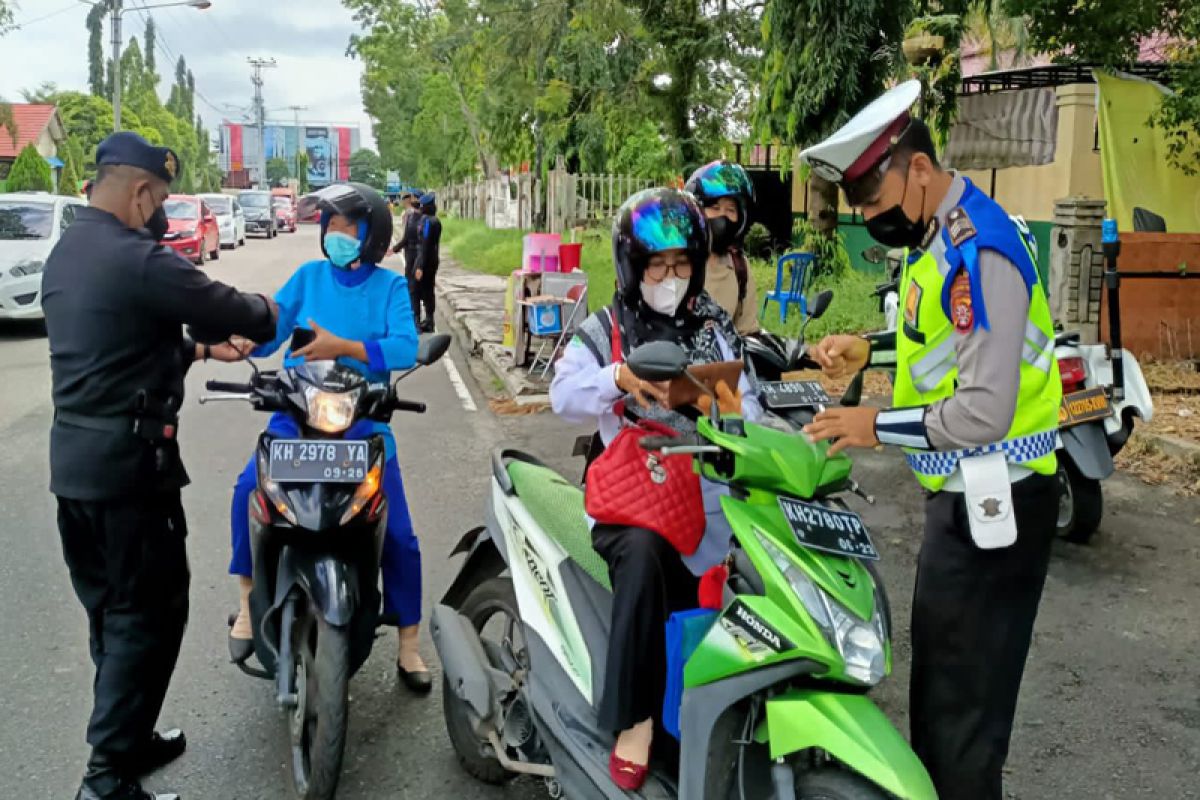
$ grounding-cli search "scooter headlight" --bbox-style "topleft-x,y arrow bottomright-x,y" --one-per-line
303,386 -> 361,433
755,530 -> 886,686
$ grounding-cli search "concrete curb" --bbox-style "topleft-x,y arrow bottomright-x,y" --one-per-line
435,260 -> 551,404
1141,432 -> 1200,462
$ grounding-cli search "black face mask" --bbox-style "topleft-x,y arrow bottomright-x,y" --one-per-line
864,172 -> 927,250
708,215 -> 737,254
145,205 -> 169,241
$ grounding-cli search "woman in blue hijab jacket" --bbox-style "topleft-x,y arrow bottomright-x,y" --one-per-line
226,182 -> 432,692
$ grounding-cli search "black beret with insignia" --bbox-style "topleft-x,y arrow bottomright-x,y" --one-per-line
96,131 -> 181,185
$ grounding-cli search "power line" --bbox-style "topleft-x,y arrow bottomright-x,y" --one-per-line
124,1 -> 231,118
11,1 -> 80,30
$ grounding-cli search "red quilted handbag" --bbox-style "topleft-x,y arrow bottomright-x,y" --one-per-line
583,309 -> 705,555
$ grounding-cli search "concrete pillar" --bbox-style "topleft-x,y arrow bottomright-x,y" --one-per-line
1050,197 -> 1107,341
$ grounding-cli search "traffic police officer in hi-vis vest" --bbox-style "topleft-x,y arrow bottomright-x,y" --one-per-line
800,81 -> 1062,800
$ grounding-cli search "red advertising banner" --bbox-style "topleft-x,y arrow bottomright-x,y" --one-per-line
337,127 -> 351,181
229,124 -> 244,171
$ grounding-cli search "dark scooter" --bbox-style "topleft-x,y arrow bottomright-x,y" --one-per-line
199,332 -> 452,800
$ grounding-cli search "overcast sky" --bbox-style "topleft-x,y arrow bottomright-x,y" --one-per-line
1,0 -> 376,146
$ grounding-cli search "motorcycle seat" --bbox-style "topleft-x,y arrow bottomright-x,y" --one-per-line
504,457 -> 612,591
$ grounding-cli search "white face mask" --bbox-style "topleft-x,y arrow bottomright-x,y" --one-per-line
641,277 -> 689,316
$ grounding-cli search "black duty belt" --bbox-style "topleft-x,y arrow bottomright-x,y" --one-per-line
55,410 -> 136,434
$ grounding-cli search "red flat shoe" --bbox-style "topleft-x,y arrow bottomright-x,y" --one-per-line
609,748 -> 650,791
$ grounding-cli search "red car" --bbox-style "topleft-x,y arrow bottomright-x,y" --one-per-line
162,195 -> 220,265
272,196 -> 298,233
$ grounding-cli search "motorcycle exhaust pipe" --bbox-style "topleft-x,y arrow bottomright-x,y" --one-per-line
1102,219 -> 1125,402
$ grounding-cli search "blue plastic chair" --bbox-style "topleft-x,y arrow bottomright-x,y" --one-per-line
760,252 -> 815,324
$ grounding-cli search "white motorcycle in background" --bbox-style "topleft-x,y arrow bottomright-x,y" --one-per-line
862,220 -> 1153,544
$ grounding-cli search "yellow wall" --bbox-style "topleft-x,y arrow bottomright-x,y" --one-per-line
794,82 -> 1105,223
960,83 -> 1103,220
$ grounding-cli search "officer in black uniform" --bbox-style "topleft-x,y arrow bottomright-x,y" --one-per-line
42,131 -> 279,800
393,191 -> 424,318
412,192 -> 441,332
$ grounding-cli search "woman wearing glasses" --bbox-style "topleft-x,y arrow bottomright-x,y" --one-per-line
549,188 -> 760,790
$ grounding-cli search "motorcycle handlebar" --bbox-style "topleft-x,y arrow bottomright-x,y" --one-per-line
391,399 -> 427,414
205,380 -> 253,393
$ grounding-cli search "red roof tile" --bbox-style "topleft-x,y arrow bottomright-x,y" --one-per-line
0,104 -> 57,160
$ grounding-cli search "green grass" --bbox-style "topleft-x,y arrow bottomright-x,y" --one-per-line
440,217 -> 885,338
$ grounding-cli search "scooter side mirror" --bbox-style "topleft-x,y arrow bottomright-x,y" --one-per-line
626,341 -> 688,382
808,290 -> 834,321
416,333 -> 452,366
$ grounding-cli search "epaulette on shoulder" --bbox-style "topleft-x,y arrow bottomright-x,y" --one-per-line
945,206 -> 978,248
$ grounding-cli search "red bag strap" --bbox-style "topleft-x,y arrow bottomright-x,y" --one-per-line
608,306 -> 623,365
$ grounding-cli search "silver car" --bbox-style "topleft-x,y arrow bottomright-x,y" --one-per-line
200,193 -> 247,249
0,192 -> 87,321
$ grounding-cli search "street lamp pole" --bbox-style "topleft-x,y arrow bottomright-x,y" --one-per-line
105,0 -> 214,132
111,0 -> 123,131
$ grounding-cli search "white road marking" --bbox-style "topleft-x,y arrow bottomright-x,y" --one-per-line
443,356 -> 478,412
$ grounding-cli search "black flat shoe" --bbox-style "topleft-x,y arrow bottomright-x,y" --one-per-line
228,633 -> 253,664
397,662 -> 433,694
77,778 -> 180,800
132,729 -> 187,776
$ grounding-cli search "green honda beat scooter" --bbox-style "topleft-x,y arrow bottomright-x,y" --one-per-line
431,301 -> 935,799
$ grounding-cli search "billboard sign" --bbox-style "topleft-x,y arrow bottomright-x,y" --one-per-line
305,127 -> 332,185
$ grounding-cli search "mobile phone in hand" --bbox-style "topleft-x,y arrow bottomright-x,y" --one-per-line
290,327 -> 316,351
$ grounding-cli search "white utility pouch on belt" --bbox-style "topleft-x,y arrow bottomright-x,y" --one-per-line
958,451 -> 1017,549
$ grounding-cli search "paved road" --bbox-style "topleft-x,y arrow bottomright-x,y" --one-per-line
0,225 -> 1198,799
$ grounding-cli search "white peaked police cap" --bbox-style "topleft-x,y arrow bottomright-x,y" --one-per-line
799,80 -> 923,185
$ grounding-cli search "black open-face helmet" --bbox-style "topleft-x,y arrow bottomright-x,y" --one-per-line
684,160 -> 755,242
612,188 -> 709,308
299,182 -> 394,265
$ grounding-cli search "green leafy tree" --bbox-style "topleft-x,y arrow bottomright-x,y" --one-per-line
348,148 -> 385,188
51,91 -> 115,170
144,16 -> 156,78
266,157 -> 291,185
0,100 -> 13,147
6,144 -> 54,193
757,0 -> 913,233
1006,0 -> 1200,173
1,1 -> 15,36
86,2 -> 113,98
58,155 -> 81,197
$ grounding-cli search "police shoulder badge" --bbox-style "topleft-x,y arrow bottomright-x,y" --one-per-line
946,207 -> 976,247
950,271 -> 974,333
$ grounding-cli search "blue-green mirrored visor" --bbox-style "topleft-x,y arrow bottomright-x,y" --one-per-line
629,192 -> 700,252
694,162 -> 752,200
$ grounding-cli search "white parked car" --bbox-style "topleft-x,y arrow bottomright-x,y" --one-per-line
200,193 -> 246,249
0,192 -> 87,321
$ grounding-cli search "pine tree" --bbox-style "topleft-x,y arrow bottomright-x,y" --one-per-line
144,17 -> 157,78
58,155 -> 81,197
86,3 -> 110,98
6,144 -> 54,193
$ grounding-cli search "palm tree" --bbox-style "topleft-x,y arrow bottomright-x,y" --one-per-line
965,0 -> 1033,70
0,100 -> 15,147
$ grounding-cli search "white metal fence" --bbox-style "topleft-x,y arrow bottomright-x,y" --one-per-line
437,156 -> 654,233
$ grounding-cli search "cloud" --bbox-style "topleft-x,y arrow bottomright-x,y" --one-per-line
0,0 -> 374,147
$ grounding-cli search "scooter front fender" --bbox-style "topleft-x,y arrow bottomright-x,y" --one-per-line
275,546 -> 356,627
766,690 -> 936,800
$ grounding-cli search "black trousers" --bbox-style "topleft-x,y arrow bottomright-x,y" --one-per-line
404,250 -> 436,330
910,472 -> 1057,800
592,524 -> 698,734
57,491 -> 190,791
